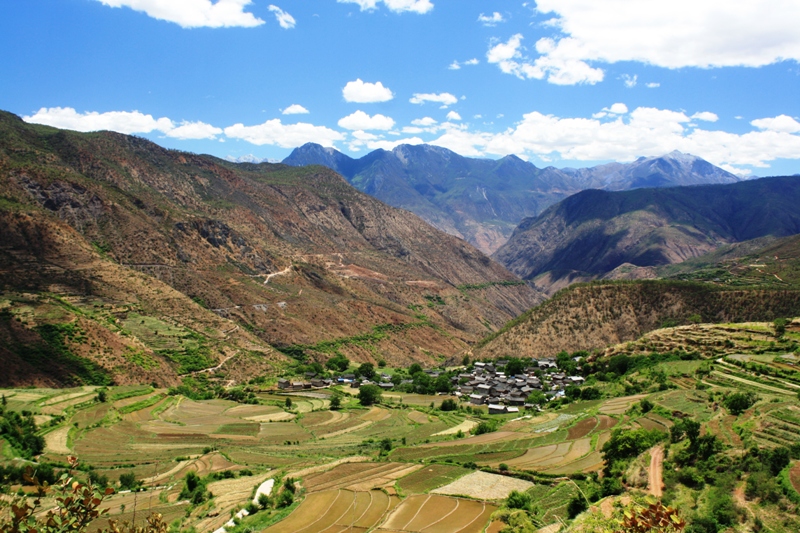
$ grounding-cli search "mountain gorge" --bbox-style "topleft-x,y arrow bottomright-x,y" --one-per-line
283,143 -> 739,254
0,111 -> 540,386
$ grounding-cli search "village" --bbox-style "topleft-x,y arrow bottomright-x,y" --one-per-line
276,356 -> 586,415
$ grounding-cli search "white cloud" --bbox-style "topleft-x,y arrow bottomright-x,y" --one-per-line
411,117 -> 437,126
166,121 -> 223,139
751,114 -> 800,133
691,112 -> 719,122
23,107 -> 225,140
338,110 -> 395,130
282,104 -> 309,115
606,103 -> 628,115
622,74 -> 637,88
366,136 -> 425,150
478,12 -> 504,26
268,5 -> 295,29
224,119 -> 345,148
416,106 -> 800,174
337,0 -> 433,14
96,0 -> 264,28
342,79 -> 394,103
486,33 -> 604,85
25,107 -> 175,135
448,58 -> 479,70
446,111 -> 462,121
646,82 -> 661,88
409,92 -> 458,107
520,0 -> 800,86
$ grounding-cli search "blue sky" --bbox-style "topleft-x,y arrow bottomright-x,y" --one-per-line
2,0 -> 800,176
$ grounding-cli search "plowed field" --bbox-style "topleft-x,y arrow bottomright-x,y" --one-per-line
567,417 -> 597,439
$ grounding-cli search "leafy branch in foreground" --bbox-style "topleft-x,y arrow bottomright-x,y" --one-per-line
0,456 -> 167,533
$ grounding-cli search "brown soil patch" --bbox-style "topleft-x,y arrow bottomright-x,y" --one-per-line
648,446 -> 664,497
44,426 -> 71,455
596,415 -> 618,431
790,462 -> 800,495
568,417 -> 598,440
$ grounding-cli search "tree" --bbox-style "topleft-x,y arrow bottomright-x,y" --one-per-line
329,395 -> 342,410
461,354 -> 470,366
119,472 -> 138,491
526,391 -> 547,406
440,399 -> 457,411
285,397 -> 293,408
277,489 -> 294,508
357,362 -> 375,380
639,398 -> 654,413
505,358 -> 525,376
357,385 -> 382,406
408,363 -> 423,375
774,318 -> 787,338
580,387 -> 601,400
326,354 -> 350,372
723,391 -> 758,415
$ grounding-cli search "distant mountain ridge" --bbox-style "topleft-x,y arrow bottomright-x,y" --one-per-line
282,143 -> 739,254
493,176 -> 800,293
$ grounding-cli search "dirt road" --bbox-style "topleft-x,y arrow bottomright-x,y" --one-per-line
648,446 -> 664,497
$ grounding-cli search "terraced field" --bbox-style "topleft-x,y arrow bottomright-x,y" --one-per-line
376,494 -> 496,533
304,462 -> 424,492
396,465 -> 471,494
263,489 -> 398,533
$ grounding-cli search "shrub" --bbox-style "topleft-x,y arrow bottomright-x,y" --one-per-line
567,495 -> 588,518
506,490 -> 532,512
473,421 -> 498,435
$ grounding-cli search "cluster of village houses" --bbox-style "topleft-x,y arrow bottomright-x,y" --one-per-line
277,357 -> 585,415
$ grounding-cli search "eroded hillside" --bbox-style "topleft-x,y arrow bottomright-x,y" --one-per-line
0,111 -> 540,385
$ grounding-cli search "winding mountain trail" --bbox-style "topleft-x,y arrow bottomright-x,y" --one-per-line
263,265 -> 293,284
648,446 -> 664,497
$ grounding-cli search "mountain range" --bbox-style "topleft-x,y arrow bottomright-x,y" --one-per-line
0,111 -> 539,386
494,176 -> 800,293
283,143 -> 740,254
